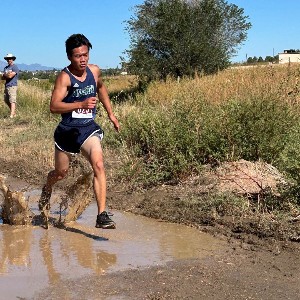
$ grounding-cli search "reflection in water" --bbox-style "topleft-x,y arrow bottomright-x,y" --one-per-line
0,219 -> 117,299
40,233 -> 61,284
0,226 -> 32,273
0,198 -> 225,299
57,227 -> 117,275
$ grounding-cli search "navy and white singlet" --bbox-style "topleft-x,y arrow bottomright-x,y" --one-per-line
54,66 -> 104,154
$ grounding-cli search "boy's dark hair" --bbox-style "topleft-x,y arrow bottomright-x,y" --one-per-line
65,34 -> 92,57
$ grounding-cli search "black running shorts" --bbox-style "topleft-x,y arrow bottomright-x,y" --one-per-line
54,121 -> 104,154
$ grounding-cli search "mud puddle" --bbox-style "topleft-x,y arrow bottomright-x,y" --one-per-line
0,183 -> 226,299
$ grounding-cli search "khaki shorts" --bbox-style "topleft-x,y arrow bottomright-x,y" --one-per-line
4,86 -> 18,104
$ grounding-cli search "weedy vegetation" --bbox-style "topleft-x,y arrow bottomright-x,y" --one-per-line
115,65 -> 300,185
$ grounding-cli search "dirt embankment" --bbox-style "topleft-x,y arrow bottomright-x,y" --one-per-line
105,158 -> 300,249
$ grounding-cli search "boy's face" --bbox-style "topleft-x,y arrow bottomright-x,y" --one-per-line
68,45 -> 89,71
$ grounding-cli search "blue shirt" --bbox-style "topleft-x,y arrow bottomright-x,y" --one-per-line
4,64 -> 19,87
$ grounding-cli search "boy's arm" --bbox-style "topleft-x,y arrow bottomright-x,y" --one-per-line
91,65 -> 120,131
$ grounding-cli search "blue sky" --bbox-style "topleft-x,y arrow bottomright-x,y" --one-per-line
1,0 -> 299,68
231,0 -> 300,62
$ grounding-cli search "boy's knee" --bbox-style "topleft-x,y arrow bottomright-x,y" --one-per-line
94,160 -> 105,174
57,169 -> 69,179
49,169 -> 69,180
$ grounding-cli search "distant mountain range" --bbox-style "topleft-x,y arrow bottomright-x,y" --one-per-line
0,60 -> 59,71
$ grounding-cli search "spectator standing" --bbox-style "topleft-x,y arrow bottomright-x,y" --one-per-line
1,53 -> 19,118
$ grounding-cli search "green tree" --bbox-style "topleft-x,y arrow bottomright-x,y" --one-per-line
247,56 -> 254,64
265,55 -> 274,62
257,56 -> 264,63
124,0 -> 251,80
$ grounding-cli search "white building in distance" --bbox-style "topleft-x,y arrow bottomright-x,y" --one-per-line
279,49 -> 300,64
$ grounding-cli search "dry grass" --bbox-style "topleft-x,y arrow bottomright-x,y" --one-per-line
0,80 -> 57,181
104,75 -> 138,93
141,64 -> 300,106
18,80 -> 52,104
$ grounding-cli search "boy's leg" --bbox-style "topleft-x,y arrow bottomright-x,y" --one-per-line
81,136 -> 106,214
39,148 -> 71,210
81,135 -> 116,229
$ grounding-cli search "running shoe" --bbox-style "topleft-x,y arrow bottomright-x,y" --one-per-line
95,211 -> 116,229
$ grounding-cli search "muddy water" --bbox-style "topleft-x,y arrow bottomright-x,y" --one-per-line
0,184 -> 226,299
